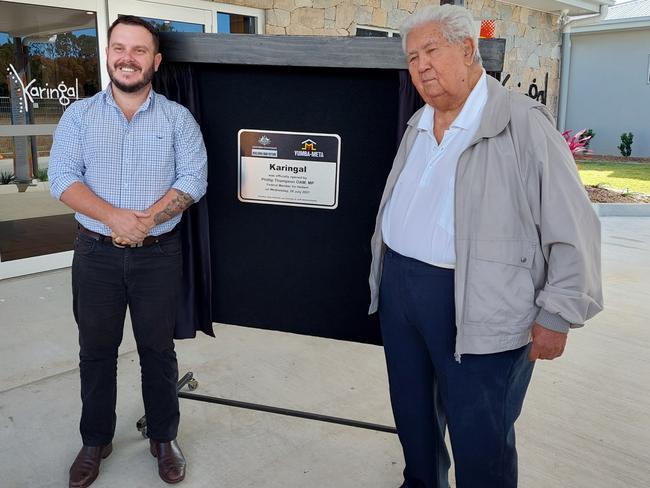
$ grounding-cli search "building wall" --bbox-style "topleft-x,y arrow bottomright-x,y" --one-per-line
213,0 -> 561,115
566,28 -> 650,157
467,0 -> 561,115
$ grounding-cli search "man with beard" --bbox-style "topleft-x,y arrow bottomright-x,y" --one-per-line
48,16 -> 207,487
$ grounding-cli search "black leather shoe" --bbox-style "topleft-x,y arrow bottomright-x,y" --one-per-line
69,443 -> 112,488
150,439 -> 186,483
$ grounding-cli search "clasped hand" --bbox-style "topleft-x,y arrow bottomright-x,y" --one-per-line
108,209 -> 152,246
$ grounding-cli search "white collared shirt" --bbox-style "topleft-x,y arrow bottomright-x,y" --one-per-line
382,71 -> 488,268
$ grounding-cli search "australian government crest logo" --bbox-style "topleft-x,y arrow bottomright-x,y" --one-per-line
258,135 -> 271,146
251,134 -> 277,158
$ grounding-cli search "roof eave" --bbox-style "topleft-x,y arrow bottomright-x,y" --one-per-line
571,15 -> 650,33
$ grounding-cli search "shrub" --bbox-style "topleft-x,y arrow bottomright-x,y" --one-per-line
618,132 -> 633,157
583,129 -> 595,149
562,129 -> 592,157
0,170 -> 15,184
35,167 -> 48,182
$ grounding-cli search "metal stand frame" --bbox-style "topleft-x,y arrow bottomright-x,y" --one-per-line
136,372 -> 397,438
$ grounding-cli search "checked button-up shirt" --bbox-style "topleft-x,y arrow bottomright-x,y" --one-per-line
49,85 -> 208,236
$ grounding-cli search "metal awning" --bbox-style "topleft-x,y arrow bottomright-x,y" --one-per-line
0,1 -> 95,38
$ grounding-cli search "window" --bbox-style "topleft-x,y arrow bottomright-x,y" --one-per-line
140,17 -> 205,33
217,12 -> 257,34
355,26 -> 400,38
110,1 -> 264,35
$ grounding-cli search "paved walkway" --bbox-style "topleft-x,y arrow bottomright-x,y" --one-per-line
1,217 -> 649,488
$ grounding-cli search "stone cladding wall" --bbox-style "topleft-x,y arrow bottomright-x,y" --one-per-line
218,0 -> 440,35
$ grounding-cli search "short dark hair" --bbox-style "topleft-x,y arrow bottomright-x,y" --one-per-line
107,15 -> 159,53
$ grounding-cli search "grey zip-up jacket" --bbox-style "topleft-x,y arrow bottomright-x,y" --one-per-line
369,76 -> 603,357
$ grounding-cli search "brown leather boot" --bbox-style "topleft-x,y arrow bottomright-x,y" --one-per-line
150,439 -> 186,483
69,443 -> 112,488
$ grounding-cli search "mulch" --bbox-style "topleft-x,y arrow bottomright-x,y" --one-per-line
585,185 -> 650,203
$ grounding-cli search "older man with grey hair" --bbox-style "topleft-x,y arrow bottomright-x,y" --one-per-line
368,5 -> 602,488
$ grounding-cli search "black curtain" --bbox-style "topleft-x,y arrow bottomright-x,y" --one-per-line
397,70 -> 424,142
154,63 -> 214,339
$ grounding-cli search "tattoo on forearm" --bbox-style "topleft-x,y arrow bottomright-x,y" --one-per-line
153,189 -> 194,225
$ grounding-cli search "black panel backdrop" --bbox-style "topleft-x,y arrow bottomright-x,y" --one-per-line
155,62 -> 423,344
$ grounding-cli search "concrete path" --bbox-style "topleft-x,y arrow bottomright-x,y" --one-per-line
1,217 -> 649,488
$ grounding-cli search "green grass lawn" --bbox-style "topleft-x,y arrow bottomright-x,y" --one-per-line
578,161 -> 650,195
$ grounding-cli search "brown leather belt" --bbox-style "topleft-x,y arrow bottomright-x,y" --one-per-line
78,225 -> 178,248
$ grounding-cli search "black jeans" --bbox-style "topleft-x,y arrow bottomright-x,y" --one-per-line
71,231 -> 182,446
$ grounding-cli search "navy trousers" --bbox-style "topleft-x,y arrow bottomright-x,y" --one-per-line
71,231 -> 182,446
379,248 -> 535,488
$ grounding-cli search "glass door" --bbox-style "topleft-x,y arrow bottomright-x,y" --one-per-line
0,0 -> 103,278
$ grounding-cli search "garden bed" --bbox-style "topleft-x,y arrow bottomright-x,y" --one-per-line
577,159 -> 650,202
586,185 -> 650,203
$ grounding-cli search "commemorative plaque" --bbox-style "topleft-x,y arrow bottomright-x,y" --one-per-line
238,129 -> 341,209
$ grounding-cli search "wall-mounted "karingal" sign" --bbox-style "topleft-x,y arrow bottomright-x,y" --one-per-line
6,63 -> 79,113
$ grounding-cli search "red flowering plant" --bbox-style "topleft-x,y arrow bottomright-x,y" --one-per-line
562,129 -> 592,158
